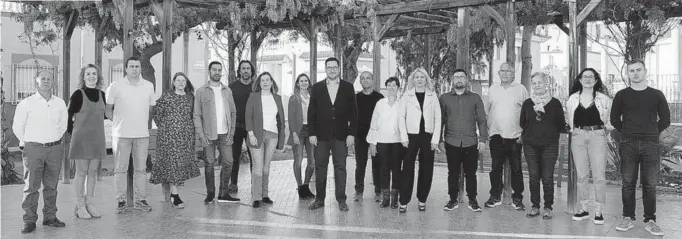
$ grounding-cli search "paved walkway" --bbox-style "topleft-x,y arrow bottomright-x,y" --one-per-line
2,158 -> 681,239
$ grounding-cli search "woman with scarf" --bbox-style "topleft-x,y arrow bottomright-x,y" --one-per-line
519,72 -> 566,220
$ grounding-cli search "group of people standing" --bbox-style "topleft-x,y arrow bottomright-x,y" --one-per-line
13,56 -> 667,237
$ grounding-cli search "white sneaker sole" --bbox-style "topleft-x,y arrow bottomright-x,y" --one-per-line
217,200 -> 240,203
484,202 -> 502,208
443,205 -> 458,211
572,216 -> 589,221
594,219 -> 605,225
616,225 -> 634,231
646,227 -> 664,236
468,206 -> 482,212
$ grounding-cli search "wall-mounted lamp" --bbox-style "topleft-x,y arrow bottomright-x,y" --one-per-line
127,29 -> 133,36
196,32 -> 203,40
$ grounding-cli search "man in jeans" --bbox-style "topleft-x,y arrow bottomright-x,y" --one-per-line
611,59 -> 670,236
485,62 -> 528,210
227,60 -> 254,193
106,56 -> 156,213
13,71 -> 67,233
439,69 -> 487,212
194,61 -> 239,203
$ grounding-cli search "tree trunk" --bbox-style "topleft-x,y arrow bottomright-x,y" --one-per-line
343,40 -> 364,84
625,19 -> 651,62
488,49 -> 494,87
521,25 -> 535,91
136,42 -> 163,89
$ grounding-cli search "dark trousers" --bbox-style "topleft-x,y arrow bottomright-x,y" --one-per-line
314,140 -> 348,203
230,127 -> 252,185
377,143 -> 403,191
523,143 -> 558,210
445,143 -> 479,201
22,142 -> 63,224
354,137 -> 380,194
204,134 -> 233,197
488,134 -> 524,201
400,133 -> 435,205
620,137 -> 659,222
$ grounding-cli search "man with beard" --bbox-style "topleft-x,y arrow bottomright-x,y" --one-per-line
227,60 -> 255,193
194,61 -> 239,203
354,71 -> 384,202
439,69 -> 487,212
308,57 -> 358,212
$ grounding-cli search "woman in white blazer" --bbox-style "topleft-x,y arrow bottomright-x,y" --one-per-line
397,67 -> 442,213
565,68 -> 613,225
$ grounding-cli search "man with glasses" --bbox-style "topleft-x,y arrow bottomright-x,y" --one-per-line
440,69 -> 487,212
484,62 -> 528,211
307,57 -> 358,212
13,71 -> 68,234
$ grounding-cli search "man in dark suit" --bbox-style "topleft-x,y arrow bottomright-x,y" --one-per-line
308,57 -> 358,212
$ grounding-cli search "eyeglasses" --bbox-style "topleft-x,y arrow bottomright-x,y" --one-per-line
326,66 -> 339,71
582,76 -> 595,79
453,76 -> 467,80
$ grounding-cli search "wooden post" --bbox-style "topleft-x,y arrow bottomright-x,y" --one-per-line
425,36 -> 432,76
310,17 -> 318,84
372,16 -> 381,91
334,24 -> 344,79
183,30 -> 189,73
579,25 -> 587,70
161,0 -> 173,92
251,28 -> 259,74
566,0 -> 579,214
456,7 -> 471,204
123,0 -> 135,206
160,0 -> 174,202
61,10 -> 78,184
95,17 -> 108,182
502,0 -> 516,206
228,32 -> 236,83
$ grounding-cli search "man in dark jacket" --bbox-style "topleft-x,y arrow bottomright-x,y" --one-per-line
307,57 -> 358,212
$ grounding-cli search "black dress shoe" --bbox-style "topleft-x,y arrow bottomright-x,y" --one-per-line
262,197 -> 274,204
42,218 -> 66,227
21,223 -> 36,234
253,200 -> 261,208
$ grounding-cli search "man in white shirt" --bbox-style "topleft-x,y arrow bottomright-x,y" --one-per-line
105,57 -> 157,214
13,71 -> 68,234
485,62 -> 529,210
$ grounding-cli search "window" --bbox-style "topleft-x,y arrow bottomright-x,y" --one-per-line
10,64 -> 59,103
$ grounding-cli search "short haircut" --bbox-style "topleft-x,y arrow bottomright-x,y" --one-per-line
325,57 -> 340,67
252,72 -> 279,93
237,60 -> 256,79
385,76 -> 400,87
530,72 -> 550,83
208,61 -> 222,71
125,56 -> 141,68
453,69 -> 467,77
360,71 -> 373,78
626,59 -> 646,69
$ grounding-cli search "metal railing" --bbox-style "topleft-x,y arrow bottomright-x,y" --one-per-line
108,67 -> 125,87
9,64 -> 59,104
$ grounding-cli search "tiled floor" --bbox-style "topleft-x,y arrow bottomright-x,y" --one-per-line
2,158 -> 680,239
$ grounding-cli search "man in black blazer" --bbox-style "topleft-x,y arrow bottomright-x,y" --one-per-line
308,57 -> 358,212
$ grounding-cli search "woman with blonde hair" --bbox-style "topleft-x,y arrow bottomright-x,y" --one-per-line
397,67 -> 442,212
288,73 -> 315,199
68,64 -> 107,218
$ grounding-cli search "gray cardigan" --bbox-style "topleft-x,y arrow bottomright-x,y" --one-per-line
245,92 -> 286,150
287,95 -> 304,146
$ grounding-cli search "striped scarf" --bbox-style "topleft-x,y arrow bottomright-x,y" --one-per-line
531,90 -> 551,113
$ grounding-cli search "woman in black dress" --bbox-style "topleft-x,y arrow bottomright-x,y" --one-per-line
151,72 -> 200,208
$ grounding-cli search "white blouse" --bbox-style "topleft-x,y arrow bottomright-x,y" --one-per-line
366,98 -> 402,144
262,94 -> 278,133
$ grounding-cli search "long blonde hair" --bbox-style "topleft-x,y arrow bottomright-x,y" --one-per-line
406,67 -> 434,93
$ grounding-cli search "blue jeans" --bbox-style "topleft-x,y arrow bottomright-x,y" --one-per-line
619,137 -> 659,222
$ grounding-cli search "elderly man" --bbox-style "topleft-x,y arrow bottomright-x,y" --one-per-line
13,71 -> 68,234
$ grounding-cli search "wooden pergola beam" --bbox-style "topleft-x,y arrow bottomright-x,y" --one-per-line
383,25 -> 448,38
577,0 -> 603,25
414,12 -> 454,23
375,0 -> 521,16
398,15 -> 450,26
481,5 -> 505,27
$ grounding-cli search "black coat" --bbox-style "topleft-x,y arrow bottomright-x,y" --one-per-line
307,79 -> 358,141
